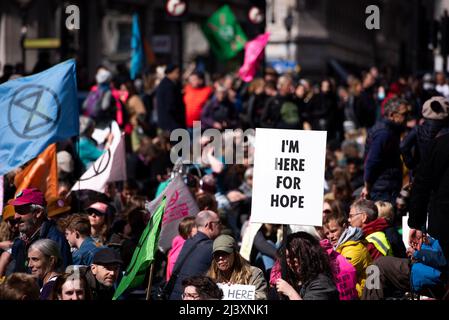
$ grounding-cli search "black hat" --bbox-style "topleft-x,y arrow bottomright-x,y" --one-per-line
92,248 -> 123,265
165,63 -> 179,75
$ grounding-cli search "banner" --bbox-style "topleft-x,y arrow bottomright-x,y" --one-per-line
202,5 -> 247,60
14,143 -> 58,203
113,197 -> 166,300
239,33 -> 270,82
146,175 -> 199,252
71,121 -> 126,193
0,59 -> 79,176
217,283 -> 256,300
251,129 -> 327,226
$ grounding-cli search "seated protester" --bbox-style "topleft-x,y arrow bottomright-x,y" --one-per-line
27,239 -> 63,300
166,216 -> 197,281
323,212 -> 372,297
62,214 -> 102,266
319,238 -> 359,300
362,235 -> 447,300
86,202 -> 112,246
375,201 -> 406,258
182,276 -> 223,300
348,199 -> 394,260
271,229 -> 359,300
118,207 -> 147,268
275,232 -> 339,300
0,273 -> 40,300
50,271 -> 92,300
207,235 -> 268,300
10,188 -> 72,273
168,210 -> 223,300
85,247 -> 123,300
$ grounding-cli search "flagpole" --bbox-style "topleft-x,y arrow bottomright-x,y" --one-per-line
279,224 -> 289,300
145,262 -> 155,300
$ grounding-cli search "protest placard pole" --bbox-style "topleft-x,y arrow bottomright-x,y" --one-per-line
146,262 -> 155,300
279,224 -> 289,300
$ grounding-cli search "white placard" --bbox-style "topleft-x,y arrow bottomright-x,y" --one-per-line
217,283 -> 256,300
239,221 -> 262,261
251,128 -> 327,226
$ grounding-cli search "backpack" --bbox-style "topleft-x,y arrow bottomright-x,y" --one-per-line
83,87 -> 104,118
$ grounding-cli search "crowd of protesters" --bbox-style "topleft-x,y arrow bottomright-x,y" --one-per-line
1,59 -> 449,301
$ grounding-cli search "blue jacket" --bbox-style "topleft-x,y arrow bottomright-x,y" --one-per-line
411,238 -> 447,292
364,119 -> 403,193
73,237 -> 102,266
168,232 -> 213,300
11,219 -> 73,273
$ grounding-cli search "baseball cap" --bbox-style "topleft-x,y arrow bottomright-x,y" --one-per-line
92,248 -> 123,265
86,202 -> 108,216
47,197 -> 71,218
11,188 -> 46,207
213,235 -> 236,254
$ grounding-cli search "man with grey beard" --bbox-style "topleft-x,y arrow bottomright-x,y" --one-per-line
9,188 -> 72,274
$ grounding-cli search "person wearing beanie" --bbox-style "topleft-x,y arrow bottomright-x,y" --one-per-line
207,234 -> 268,300
155,63 -> 186,132
401,96 -> 449,174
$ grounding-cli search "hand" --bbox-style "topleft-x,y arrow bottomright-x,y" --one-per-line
360,186 -> 369,199
409,229 -> 423,251
406,246 -> 416,258
213,122 -> 223,130
0,241 -> 13,250
275,279 -> 301,300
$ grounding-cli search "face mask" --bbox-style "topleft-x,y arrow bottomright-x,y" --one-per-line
377,90 -> 385,100
96,69 -> 112,84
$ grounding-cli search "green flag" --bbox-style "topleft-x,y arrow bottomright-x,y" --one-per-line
112,197 -> 166,300
202,5 -> 247,60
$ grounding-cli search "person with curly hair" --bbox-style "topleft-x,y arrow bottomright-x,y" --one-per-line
275,232 -> 339,300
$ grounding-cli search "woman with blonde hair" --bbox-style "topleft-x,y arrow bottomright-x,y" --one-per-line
207,235 -> 267,300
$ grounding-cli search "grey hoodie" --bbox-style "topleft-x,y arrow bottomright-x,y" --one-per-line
334,226 -> 364,250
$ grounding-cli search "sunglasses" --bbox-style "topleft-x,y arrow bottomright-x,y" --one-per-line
87,209 -> 105,216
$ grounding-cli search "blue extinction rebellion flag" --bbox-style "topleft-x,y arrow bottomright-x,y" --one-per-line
0,59 -> 79,176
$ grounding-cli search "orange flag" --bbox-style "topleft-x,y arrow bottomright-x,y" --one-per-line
14,144 -> 58,203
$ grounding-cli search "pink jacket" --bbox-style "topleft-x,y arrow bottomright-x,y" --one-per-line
269,239 -> 358,300
166,235 -> 186,281
320,239 -> 358,300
